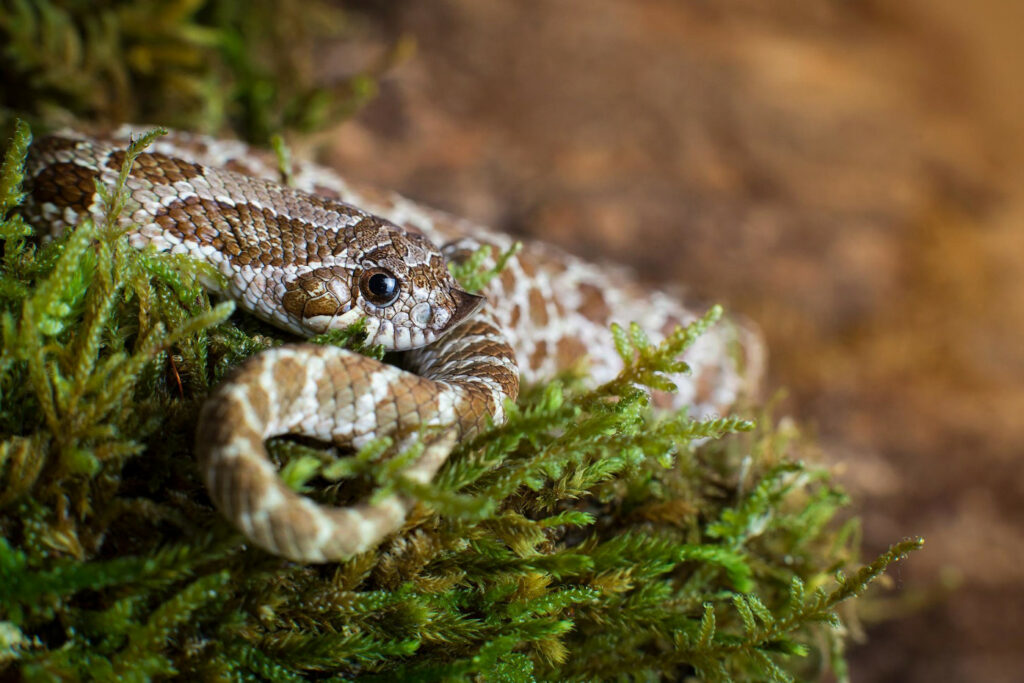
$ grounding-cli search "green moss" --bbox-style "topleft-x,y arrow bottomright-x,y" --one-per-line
0,0 -> 401,141
0,122 -> 920,680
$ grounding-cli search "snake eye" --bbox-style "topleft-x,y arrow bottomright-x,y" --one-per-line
360,268 -> 401,307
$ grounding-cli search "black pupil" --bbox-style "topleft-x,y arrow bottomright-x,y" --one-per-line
367,272 -> 398,301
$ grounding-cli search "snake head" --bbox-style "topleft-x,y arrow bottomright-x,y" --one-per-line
281,219 -> 484,350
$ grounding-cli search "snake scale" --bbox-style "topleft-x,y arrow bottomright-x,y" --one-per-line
23,126 -> 763,563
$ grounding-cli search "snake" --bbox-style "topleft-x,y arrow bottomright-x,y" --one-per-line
22,126 -> 763,563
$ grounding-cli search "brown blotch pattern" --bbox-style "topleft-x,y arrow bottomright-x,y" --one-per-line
152,198 -> 350,269
499,267 -> 518,295
33,135 -> 82,156
107,151 -> 204,184
347,180 -> 399,212
30,162 -> 97,213
271,354 -> 308,402
528,288 -> 549,326
507,302 -> 522,328
556,336 -> 589,369
577,282 -> 611,323
312,184 -> 343,200
528,340 -> 549,373
224,158 -> 258,176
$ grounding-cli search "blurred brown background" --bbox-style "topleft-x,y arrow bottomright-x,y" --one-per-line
329,2 -> 1023,680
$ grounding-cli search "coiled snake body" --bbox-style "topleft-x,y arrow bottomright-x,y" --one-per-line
24,127 -> 762,563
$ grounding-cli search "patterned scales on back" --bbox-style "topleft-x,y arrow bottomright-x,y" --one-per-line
24,127 -> 763,563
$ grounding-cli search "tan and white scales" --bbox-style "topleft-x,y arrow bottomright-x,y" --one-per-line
23,127 -> 763,563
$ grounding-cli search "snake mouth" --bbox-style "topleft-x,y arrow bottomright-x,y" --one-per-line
447,289 -> 485,330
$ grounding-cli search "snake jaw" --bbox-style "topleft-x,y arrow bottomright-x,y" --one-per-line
362,288 -> 483,351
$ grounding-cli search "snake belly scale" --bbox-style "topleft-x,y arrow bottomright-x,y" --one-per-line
23,127 -> 762,563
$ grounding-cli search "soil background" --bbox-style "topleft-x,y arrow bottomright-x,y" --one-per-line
328,2 -> 1024,680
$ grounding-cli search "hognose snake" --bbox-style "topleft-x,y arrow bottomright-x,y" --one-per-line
23,127 -> 763,563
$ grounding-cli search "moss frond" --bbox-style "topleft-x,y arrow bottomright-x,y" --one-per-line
449,241 -> 523,294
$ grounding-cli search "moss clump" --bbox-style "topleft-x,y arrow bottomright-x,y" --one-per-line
0,122 -> 919,680
0,0 -> 405,142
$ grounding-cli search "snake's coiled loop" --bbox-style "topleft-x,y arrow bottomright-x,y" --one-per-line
196,314 -> 518,562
